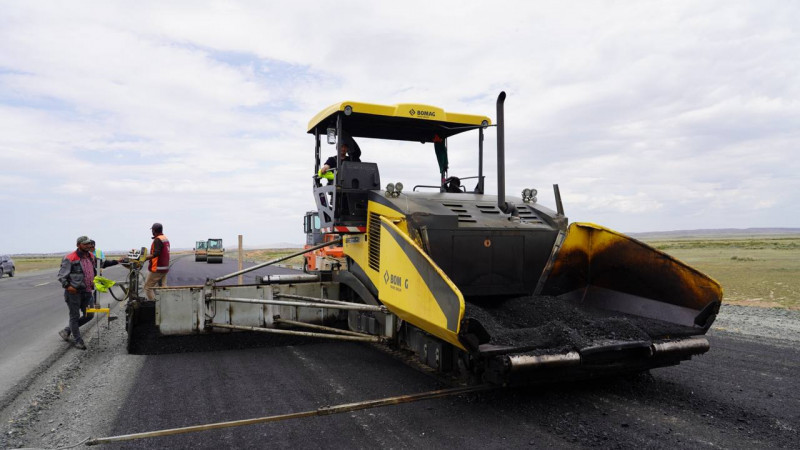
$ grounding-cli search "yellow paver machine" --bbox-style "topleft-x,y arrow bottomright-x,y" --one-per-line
138,92 -> 722,385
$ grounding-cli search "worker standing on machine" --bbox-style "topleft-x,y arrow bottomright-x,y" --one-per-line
143,222 -> 170,301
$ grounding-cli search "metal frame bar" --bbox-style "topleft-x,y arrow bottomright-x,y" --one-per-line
209,322 -> 382,343
207,296 -> 384,312
276,293 -> 388,313
336,113 -> 342,172
273,317 -> 374,338
315,130 -> 321,174
212,239 -> 341,283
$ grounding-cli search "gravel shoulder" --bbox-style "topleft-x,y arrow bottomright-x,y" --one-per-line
0,300 -> 138,449
710,304 -> 800,344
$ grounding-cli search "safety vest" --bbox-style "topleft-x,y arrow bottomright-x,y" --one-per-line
94,249 -> 105,275
150,234 -> 171,273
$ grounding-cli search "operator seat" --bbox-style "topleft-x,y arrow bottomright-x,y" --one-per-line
337,161 -> 380,225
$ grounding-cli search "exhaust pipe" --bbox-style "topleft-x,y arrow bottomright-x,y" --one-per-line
496,92 -> 518,216
496,92 -> 508,213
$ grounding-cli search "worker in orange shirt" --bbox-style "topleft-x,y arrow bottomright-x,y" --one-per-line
143,223 -> 170,301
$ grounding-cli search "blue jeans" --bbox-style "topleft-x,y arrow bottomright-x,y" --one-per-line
64,290 -> 94,343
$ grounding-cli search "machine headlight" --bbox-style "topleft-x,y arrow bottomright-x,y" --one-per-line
344,105 -> 353,116
522,188 -> 538,203
395,182 -> 403,194
386,183 -> 395,196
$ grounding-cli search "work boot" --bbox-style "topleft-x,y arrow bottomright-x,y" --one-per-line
59,329 -> 70,342
74,341 -> 87,350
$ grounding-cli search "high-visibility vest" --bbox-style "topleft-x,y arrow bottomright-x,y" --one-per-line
150,234 -> 170,273
94,249 -> 105,275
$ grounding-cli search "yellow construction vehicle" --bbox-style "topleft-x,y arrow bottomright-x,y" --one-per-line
302,211 -> 346,273
206,238 -> 224,263
135,93 -> 722,385
194,240 -> 207,262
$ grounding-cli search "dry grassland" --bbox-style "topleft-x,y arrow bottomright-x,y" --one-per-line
12,257 -> 62,272
645,236 -> 800,310
12,253 -> 132,273
243,248 -> 305,267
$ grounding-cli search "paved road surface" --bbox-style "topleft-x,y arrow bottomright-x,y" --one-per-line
168,253 -> 300,287
1,258 -> 798,448
0,255 -> 298,408
104,332 -> 798,449
0,265 -> 130,406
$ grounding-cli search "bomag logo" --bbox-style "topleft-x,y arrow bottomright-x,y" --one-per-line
409,108 -> 435,118
383,270 -> 409,292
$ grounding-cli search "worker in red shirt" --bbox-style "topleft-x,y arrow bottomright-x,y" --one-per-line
57,236 -> 123,349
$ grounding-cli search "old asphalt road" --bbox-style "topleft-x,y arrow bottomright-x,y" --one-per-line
0,256 -> 296,415
0,264 -> 132,409
1,258 -> 798,448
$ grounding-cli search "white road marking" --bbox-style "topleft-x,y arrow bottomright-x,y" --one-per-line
34,282 -> 51,287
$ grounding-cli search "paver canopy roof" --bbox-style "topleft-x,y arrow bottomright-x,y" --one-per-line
307,101 -> 491,143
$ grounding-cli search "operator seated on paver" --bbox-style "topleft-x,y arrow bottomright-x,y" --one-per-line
318,138 -> 361,182
444,176 -> 464,193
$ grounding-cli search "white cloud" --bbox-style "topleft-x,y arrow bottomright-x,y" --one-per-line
0,0 -> 798,253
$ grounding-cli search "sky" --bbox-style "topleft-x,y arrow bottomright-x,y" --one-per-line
1,1 -> 798,254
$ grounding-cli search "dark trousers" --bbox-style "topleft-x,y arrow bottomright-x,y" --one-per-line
64,290 -> 94,343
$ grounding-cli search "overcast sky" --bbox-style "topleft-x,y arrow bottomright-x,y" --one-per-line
1,1 -> 798,254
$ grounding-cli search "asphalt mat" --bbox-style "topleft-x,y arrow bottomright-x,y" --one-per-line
465,295 -> 700,350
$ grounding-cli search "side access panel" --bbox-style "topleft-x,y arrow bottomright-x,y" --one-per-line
209,285 -> 266,330
377,216 -> 466,350
156,286 -> 202,334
